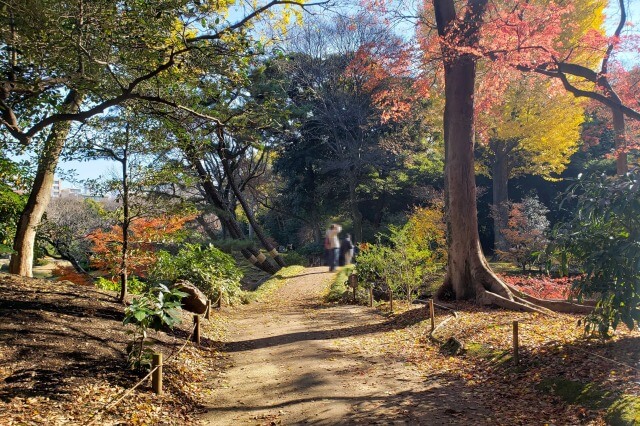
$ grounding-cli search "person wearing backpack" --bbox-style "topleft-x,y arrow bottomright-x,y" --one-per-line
340,234 -> 354,265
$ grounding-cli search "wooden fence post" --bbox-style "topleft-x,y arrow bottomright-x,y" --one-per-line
217,294 -> 222,309
389,287 -> 393,313
369,286 -> 373,307
429,299 -> 435,332
193,315 -> 201,346
349,274 -> 358,303
205,299 -> 211,320
152,353 -> 162,395
513,320 -> 519,365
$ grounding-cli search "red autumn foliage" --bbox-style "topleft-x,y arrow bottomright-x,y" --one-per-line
87,214 -> 195,280
52,265 -> 93,286
499,274 -> 578,300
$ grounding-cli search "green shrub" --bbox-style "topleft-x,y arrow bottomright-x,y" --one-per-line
355,242 -> 389,292
356,217 -> 441,302
325,265 -> 355,302
281,250 -> 308,266
95,276 -> 148,295
556,171 -> 640,336
123,285 -> 186,371
296,242 -> 324,265
95,277 -> 119,292
150,243 -> 243,303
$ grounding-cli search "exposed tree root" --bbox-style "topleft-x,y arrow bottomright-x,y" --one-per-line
428,301 -> 459,344
463,258 -> 594,315
476,288 -> 551,314
505,284 -> 593,314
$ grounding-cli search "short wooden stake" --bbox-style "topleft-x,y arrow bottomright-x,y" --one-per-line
513,320 -> 519,365
193,315 -> 201,346
369,287 -> 373,307
152,353 -> 163,395
389,288 -> 393,313
429,299 -> 435,332
217,294 -> 222,309
350,274 -> 358,303
205,299 -> 211,320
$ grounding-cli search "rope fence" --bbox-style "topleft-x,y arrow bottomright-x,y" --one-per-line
413,299 -> 638,373
86,316 -> 202,426
518,322 -> 640,372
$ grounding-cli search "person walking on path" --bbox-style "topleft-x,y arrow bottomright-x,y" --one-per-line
341,234 -> 354,265
325,224 -> 342,271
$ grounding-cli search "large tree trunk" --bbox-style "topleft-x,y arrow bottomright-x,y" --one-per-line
435,0 -> 538,310
441,49 -> 510,301
9,90 -> 83,277
434,0 -> 591,315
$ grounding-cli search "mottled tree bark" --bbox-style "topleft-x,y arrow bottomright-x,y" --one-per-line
9,90 -> 84,277
612,108 -> 627,175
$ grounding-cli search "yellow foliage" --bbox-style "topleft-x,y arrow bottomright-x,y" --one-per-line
485,75 -> 585,179
405,202 -> 447,262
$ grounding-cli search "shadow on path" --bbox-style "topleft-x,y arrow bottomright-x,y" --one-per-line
220,307 -> 426,352
204,373 -> 486,425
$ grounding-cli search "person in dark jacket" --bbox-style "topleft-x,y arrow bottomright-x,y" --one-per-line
340,234 -> 354,266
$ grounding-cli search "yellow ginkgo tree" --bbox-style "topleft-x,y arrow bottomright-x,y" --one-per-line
477,75 -> 585,253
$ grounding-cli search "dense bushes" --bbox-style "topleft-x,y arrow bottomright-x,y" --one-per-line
557,171 -> 640,335
356,204 -> 445,302
150,243 -> 243,304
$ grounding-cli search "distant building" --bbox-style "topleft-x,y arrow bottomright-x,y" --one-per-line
51,179 -> 96,199
51,179 -> 62,198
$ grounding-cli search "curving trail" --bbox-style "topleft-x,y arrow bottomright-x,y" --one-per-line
199,266 -> 488,425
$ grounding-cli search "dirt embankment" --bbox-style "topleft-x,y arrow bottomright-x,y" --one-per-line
0,272 -> 209,425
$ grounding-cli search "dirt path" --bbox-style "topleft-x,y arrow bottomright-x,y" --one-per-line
199,267 -> 489,425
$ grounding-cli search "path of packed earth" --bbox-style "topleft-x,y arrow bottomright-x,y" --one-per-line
199,266 -> 491,425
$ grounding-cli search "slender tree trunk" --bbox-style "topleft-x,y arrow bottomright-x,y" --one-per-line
491,142 -> 509,254
196,214 -> 218,241
119,143 -> 129,303
347,174 -> 363,243
9,90 -> 84,277
613,108 -> 627,175
186,149 -> 279,274
221,158 -> 286,268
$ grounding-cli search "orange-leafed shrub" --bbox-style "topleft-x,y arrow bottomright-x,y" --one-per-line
87,214 -> 196,280
52,265 -> 94,286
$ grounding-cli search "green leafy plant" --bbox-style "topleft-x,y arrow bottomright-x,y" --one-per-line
150,243 -> 243,303
556,171 -> 640,336
356,204 -> 444,303
95,276 -> 148,295
123,285 -> 186,371
281,250 -> 309,267
354,242 -> 389,294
